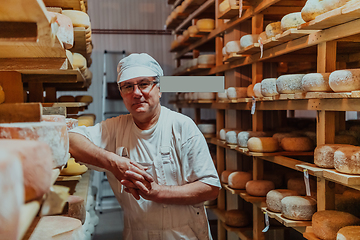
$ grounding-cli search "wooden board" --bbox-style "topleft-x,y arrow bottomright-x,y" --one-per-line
275,29 -> 318,42
223,52 -> 245,62
43,0 -> 82,10
223,184 -> 246,195
295,164 -> 324,177
57,175 -> 82,181
261,37 -> 282,49
0,71 -> 24,103
262,207 -> 311,229
19,201 -> 41,240
71,27 -> 89,59
239,43 -> 260,55
218,6 -> 240,19
323,168 -> 360,187
221,222 -> 253,240
0,103 -> 42,123
42,106 -> 66,116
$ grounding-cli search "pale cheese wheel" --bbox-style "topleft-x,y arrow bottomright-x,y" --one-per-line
312,210 -> 360,240
219,0 -> 230,12
67,195 -> 86,224
217,90 -> 228,100
329,69 -> 360,92
246,180 -> 275,197
196,19 -> 215,31
258,32 -> 268,43
58,95 -> 75,102
77,116 -> 94,127
302,73 -> 332,92
222,46 -> 227,57
66,118 -> 79,131
281,196 -> 317,220
276,74 -> 306,94
62,10 -> 90,28
29,216 -> 84,240
287,178 -> 317,196
0,122 -> 69,168
237,131 -> 267,147
247,137 -> 279,153
220,128 -> 236,141
197,92 -> 216,100
247,84 -> 255,97
182,30 -> 189,38
225,210 -> 249,227
226,130 -> 240,144
72,53 -> 87,70
228,171 -> 252,189
337,226 -> 360,240
265,22 -> 282,38
240,34 -> 259,48
314,144 -> 353,168
227,87 -> 247,99
47,12 -> 74,49
281,12 -> 306,31
335,134 -> 358,145
225,40 -> 241,54
0,151 -> 23,240
266,189 -> 299,212
280,137 -> 314,152
253,83 -> 263,97
261,78 -> 279,97
188,25 -> 198,35
229,0 -> 237,6
198,54 -> 215,65
197,123 -> 215,134
301,0 -> 351,22
221,170 -> 236,183
75,95 -> 93,103
334,146 -> 360,174
66,50 -> 73,65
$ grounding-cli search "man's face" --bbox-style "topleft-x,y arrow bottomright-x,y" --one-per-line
119,76 -> 161,115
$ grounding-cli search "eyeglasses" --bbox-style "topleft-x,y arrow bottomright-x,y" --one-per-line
118,80 -> 159,94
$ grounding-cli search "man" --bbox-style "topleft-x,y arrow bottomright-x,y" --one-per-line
69,53 -> 221,240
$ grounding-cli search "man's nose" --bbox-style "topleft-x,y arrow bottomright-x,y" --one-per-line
133,84 -> 142,95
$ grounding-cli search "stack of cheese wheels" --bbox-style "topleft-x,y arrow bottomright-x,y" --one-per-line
0,121 -> 69,168
246,180 -> 275,196
265,22 -> 282,38
261,78 -> 279,97
281,196 -> 317,220
225,41 -> 241,54
72,53 -> 87,72
301,0 -> 351,22
228,171 -> 252,189
247,84 -> 255,97
329,69 -> 360,92
280,137 -> 314,152
218,90 -> 228,100
219,128 -> 237,141
227,87 -> 247,99
198,54 -> 215,65
0,140 -> 52,202
253,83 -> 263,97
0,85 -> 5,104
312,210 -> 360,240
266,189 -> 299,212
287,178 -> 317,196
196,19 -> 215,31
240,34 -> 259,48
0,151 -> 23,240
335,134 -> 358,145
66,118 -> 79,131
29,216 -> 84,240
221,170 -> 236,183
314,144 -> 352,168
219,0 -> 230,12
197,92 -> 216,100
276,74 -> 306,94
237,131 -> 267,148
226,130 -> 241,145
67,195 -> 86,224
337,226 -> 360,240
47,12 -> 74,49
197,123 -> 215,135
334,146 -> 360,174
225,210 -> 249,227
248,137 -> 279,153
280,12 -> 306,31
302,73 -> 332,92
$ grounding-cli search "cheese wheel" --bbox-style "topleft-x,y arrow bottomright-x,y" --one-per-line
247,84 -> 255,97
280,137 -> 314,152
302,73 -> 332,92
42,115 -> 66,123
217,90 -> 228,100
66,50 -> 73,66
58,95 -> 75,102
281,12 -> 306,31
281,196 -> 317,220
336,190 -> 360,219
272,132 -> 301,145
314,144 -> 353,168
198,54 -> 215,65
0,85 -> 5,104
222,46 -> 227,57
261,78 -> 279,97
219,0 -> 230,12
229,0 -> 237,6
253,83 -> 263,97
301,0 -> 351,22
187,25 -> 198,35
225,210 -> 249,227
221,170 -> 236,184
287,178 -> 316,196
258,32 -> 268,43
77,116 -> 94,127
337,226 -> 360,240
240,34 -> 259,48
265,22 -> 282,38
191,58 -> 198,67
197,92 -> 215,100
228,171 -> 252,189
67,195 -> 86,224
225,40 -> 241,54
335,134 -> 358,145
247,137 -> 279,153
66,118 -> 78,131
266,189 -> 299,212
75,95 -> 93,103
0,122 -> 69,168
197,123 -> 215,134
227,87 -> 247,99
237,131 -> 267,147
62,10 -> 90,28
196,19 -> 215,31
312,210 -> 360,240
0,151 -> 23,240
246,180 -> 275,197
29,216 -> 84,240
277,74 -> 306,94
72,53 -> 87,70
225,130 -> 241,145
171,40 -> 178,50
176,35 -> 184,44
47,12 -> 74,49
219,128 -> 236,141
182,30 -> 189,38
329,69 -> 360,92
334,146 -> 360,174
175,5 -> 184,14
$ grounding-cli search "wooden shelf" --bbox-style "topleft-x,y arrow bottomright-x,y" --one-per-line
19,201 -> 41,240
173,64 -> 215,76
57,175 -> 82,181
223,53 -> 245,62
71,27 -> 91,60
218,6 -> 240,19
275,29 -> 319,42
222,184 -> 266,208
239,43 -> 261,55
303,226 -> 321,240
43,0 -> 83,10
20,69 -> 85,84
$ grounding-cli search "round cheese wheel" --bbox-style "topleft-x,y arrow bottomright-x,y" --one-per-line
329,69 -> 360,92
75,95 -> 93,103
258,32 -> 268,43
240,34 -> 259,48
280,137 -> 314,152
220,128 -> 236,141
312,210 -> 360,240
66,118 -> 78,131
197,92 -> 215,100
188,25 -> 198,35
219,0 -> 230,12
226,41 -> 241,54
237,131 -> 267,147
265,22 -> 282,38
229,0 -> 237,6
253,83 -> 263,97
334,146 -> 360,174
301,0 -> 351,22
222,46 -> 227,57
62,10 -> 90,28
198,54 -> 215,65
272,132 -> 301,145
182,30 -> 189,38
218,90 -> 228,100
72,53 -> 87,70
281,12 -> 306,31
58,95 -> 75,102
196,19 -> 215,31
228,171 -> 252,189
247,84 -> 255,97
261,78 -> 279,97
246,180 -> 275,197
225,210 -> 249,227
266,189 -> 299,212
281,196 -> 317,220
287,178 -> 316,196
302,73 -> 332,92
47,12 -> 74,49
42,115 -> 66,123
221,170 -> 236,183
335,134 -> 358,145
247,137 -> 279,153
315,144 -> 353,168
197,123 -> 215,134
276,74 -> 306,94
175,5 -> 184,14
337,226 -> 360,240
227,87 -> 248,99
226,130 -> 241,145
67,195 -> 86,224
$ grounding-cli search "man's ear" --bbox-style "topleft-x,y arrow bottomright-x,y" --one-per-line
159,91 -> 162,98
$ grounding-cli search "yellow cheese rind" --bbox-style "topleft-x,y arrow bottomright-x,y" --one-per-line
72,53 -> 87,70
247,137 -> 279,153
265,22 -> 282,38
62,10 -> 90,28
281,12 -> 306,31
337,226 -> 360,240
60,158 -> 88,176
0,85 -> 5,104
196,19 -> 215,31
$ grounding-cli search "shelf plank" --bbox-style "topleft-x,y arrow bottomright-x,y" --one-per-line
0,103 -> 42,123
20,69 -> 84,84
223,184 -> 246,195
262,207 -> 310,230
239,43 -> 260,55
295,164 -> 324,177
56,175 -> 82,181
19,201 -> 41,240
260,156 -> 315,175
261,37 -> 282,49
42,102 -> 88,108
218,6 -> 240,19
223,53 -> 245,62
303,226 -> 321,240
275,29 -> 319,42
173,64 -> 214,76
43,0 -> 82,10
323,168 -> 360,187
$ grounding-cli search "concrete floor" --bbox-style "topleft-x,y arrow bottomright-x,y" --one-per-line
93,209 -> 124,240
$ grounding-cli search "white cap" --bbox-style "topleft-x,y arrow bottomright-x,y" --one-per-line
117,53 -> 164,83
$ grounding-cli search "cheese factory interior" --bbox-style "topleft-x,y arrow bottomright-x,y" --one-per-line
2,0 -> 360,239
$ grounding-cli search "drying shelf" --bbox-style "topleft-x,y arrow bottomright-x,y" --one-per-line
218,6 -> 240,19
43,0 -> 83,10
173,64 -> 215,76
